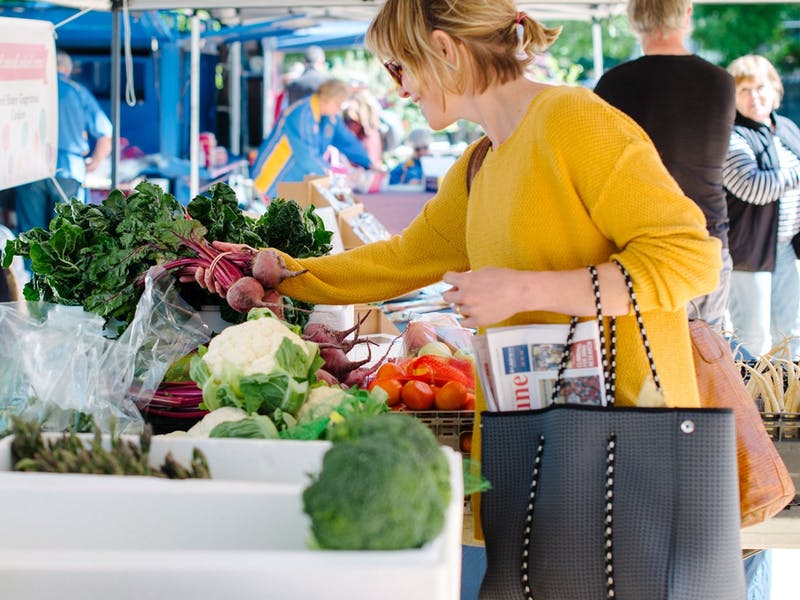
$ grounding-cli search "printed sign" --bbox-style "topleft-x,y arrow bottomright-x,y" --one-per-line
0,17 -> 57,190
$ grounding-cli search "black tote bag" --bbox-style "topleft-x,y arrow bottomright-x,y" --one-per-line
478,263 -> 746,600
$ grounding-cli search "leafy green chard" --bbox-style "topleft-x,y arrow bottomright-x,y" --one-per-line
4,182 -> 201,328
186,184 -> 333,258
3,181 -> 334,331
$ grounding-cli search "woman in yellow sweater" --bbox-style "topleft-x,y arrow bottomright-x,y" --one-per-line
197,0 -> 719,532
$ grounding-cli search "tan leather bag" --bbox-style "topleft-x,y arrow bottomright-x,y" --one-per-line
690,319 -> 795,528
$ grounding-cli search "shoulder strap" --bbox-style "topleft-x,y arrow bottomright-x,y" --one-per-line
466,135 -> 492,194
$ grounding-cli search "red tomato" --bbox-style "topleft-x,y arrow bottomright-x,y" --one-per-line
369,378 -> 403,406
459,430 -> 473,454
434,380 -> 468,410
377,362 -> 406,381
464,391 -> 476,411
401,380 -> 435,411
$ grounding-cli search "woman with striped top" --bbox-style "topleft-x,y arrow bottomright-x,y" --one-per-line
723,54 -> 800,359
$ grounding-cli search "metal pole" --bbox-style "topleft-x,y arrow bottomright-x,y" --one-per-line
592,16 -> 604,81
229,41 -> 242,157
189,15 -> 200,199
110,1 -> 121,188
262,37 -> 276,138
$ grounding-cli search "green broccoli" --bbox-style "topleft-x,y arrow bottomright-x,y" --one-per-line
327,413 -> 451,504
302,435 -> 447,550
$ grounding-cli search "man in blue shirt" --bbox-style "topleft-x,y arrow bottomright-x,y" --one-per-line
252,78 -> 376,200
389,128 -> 433,185
15,50 -> 113,233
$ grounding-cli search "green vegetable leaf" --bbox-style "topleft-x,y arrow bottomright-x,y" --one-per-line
274,337 -> 316,380
209,414 -> 279,439
239,373 -> 309,415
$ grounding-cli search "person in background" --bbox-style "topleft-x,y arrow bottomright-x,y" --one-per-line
14,50 -> 112,234
251,78 -> 378,200
594,0 -> 735,329
389,128 -> 433,185
273,61 -> 305,125
343,86 -> 385,166
286,45 -> 328,105
723,54 -> 800,360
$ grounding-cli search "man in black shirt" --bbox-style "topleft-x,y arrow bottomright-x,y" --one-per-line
595,0 -> 735,328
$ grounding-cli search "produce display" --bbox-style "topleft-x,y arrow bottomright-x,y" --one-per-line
303,413 -> 451,550
739,354 -> 800,413
2,182 -> 332,331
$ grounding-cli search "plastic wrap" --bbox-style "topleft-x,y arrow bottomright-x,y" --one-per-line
0,267 -> 210,435
402,313 -> 474,357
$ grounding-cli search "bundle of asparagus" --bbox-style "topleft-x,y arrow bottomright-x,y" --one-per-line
10,417 -> 210,479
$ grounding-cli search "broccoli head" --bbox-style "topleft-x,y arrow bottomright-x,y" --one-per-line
327,413 -> 451,505
302,436 -> 447,550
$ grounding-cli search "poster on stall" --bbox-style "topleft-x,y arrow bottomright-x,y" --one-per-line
0,16 -> 57,190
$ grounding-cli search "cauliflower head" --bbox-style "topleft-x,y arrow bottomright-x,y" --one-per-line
202,317 -> 309,378
189,313 -> 323,418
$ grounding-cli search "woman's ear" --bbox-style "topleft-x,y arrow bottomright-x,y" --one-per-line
431,30 -> 458,66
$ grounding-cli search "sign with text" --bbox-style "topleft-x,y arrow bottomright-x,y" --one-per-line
0,17 -> 57,190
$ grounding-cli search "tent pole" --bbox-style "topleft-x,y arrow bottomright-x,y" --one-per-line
229,40 -> 242,157
110,0 -> 121,188
189,14 -> 200,199
262,37 -> 276,138
591,16 -> 604,81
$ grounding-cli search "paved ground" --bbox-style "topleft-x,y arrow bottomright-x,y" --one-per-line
358,190 -> 433,235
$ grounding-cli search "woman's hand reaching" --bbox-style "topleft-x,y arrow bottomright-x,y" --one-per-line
178,240 -> 256,297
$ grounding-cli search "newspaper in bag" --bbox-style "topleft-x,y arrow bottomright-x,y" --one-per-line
472,321 -> 606,412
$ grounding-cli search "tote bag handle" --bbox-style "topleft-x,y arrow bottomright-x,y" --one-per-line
525,261 -> 662,599
551,261 -> 662,407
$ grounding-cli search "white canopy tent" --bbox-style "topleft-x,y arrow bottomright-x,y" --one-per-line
35,0 -> 789,193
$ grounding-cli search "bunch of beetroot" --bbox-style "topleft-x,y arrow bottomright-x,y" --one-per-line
302,316 -> 398,388
162,234 -> 306,319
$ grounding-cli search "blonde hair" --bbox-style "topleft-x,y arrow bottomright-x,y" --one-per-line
627,0 -> 692,36
365,0 -> 561,96
728,54 -> 784,109
344,90 -> 382,131
317,78 -> 350,101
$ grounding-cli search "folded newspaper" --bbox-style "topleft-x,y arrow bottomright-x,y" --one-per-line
472,321 -> 607,412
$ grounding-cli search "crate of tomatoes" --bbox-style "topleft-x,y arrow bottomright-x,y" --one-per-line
367,354 -> 475,456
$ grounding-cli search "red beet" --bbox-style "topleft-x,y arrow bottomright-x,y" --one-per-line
319,346 -> 372,382
252,249 -> 307,290
225,276 -> 268,313
261,289 -> 286,320
315,368 -> 340,385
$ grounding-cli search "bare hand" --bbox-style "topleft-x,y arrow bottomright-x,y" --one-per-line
442,267 -> 523,328
177,240 -> 257,297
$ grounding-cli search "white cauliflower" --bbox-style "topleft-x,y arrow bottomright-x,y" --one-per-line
189,311 -> 323,417
202,317 -> 309,378
185,407 -> 248,437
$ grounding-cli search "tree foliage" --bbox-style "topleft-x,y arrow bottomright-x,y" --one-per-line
692,3 -> 800,70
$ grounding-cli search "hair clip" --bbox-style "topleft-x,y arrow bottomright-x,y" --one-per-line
515,11 -> 527,56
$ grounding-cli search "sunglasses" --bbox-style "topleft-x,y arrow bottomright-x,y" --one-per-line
383,59 -> 403,87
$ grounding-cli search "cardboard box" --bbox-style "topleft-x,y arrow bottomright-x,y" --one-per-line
275,180 -> 309,206
337,202 -> 367,249
355,303 -> 401,335
0,435 -> 463,600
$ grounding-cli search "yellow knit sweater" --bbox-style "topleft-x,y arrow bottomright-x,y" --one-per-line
280,85 -> 719,405
278,86 -> 721,535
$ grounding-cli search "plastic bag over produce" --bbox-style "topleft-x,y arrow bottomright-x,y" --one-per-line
0,267 -> 210,435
